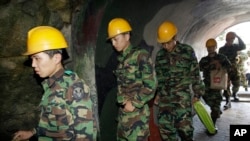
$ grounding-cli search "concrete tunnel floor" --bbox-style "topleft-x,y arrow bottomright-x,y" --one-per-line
148,86 -> 250,141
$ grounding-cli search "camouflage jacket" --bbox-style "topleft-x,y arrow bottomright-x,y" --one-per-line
37,69 -> 96,141
155,42 -> 204,98
114,45 -> 157,108
199,52 -> 232,84
219,38 -> 246,64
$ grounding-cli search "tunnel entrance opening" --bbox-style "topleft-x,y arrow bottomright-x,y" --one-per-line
216,22 -> 250,51
215,21 -> 250,71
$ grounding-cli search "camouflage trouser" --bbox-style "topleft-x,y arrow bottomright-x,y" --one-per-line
117,105 -> 150,141
240,71 -> 248,88
157,88 -> 194,141
228,64 -> 240,94
223,64 -> 240,100
203,87 -> 222,120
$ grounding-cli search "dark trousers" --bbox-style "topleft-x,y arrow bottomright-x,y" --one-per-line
246,73 -> 250,86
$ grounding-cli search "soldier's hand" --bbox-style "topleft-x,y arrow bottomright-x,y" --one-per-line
154,95 -> 160,105
123,100 -> 135,112
192,97 -> 199,104
234,33 -> 238,38
12,130 -> 33,141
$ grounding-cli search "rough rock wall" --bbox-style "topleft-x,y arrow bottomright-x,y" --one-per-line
0,0 -> 76,139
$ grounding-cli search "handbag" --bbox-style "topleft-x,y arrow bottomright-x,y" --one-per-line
210,68 -> 228,90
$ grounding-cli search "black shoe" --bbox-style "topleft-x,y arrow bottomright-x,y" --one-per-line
224,102 -> 231,110
206,127 -> 218,136
234,97 -> 239,101
245,88 -> 248,91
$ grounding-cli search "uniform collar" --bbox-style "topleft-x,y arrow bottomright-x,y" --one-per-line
43,68 -> 65,88
208,52 -> 218,57
118,44 -> 133,62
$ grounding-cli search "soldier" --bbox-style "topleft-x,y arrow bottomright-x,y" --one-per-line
219,32 -> 246,106
154,21 -> 205,141
107,18 -> 157,141
236,51 -> 249,91
245,61 -> 250,86
13,26 -> 97,141
199,38 -> 231,130
246,51 -> 250,86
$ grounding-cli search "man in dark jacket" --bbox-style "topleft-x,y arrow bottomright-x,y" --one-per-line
219,32 -> 246,108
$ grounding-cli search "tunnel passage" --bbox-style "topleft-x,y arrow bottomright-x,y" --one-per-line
1,0 -> 250,140
95,0 -> 250,140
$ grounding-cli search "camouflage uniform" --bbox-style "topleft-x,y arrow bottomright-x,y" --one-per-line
37,69 -> 96,141
199,53 -> 231,124
155,42 -> 205,141
114,45 -> 157,141
236,52 -> 249,90
219,39 -> 246,100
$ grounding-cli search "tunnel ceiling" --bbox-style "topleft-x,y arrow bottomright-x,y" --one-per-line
96,0 -> 250,66
142,0 -> 250,60
188,0 -> 250,51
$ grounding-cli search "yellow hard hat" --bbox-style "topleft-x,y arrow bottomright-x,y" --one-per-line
206,38 -> 217,48
23,26 -> 68,55
157,21 -> 177,43
107,18 -> 132,39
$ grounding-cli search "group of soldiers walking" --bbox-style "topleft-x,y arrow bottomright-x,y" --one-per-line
199,31 -> 249,136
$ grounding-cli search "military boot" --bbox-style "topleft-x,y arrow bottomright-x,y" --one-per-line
224,98 -> 231,110
232,92 -> 239,101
